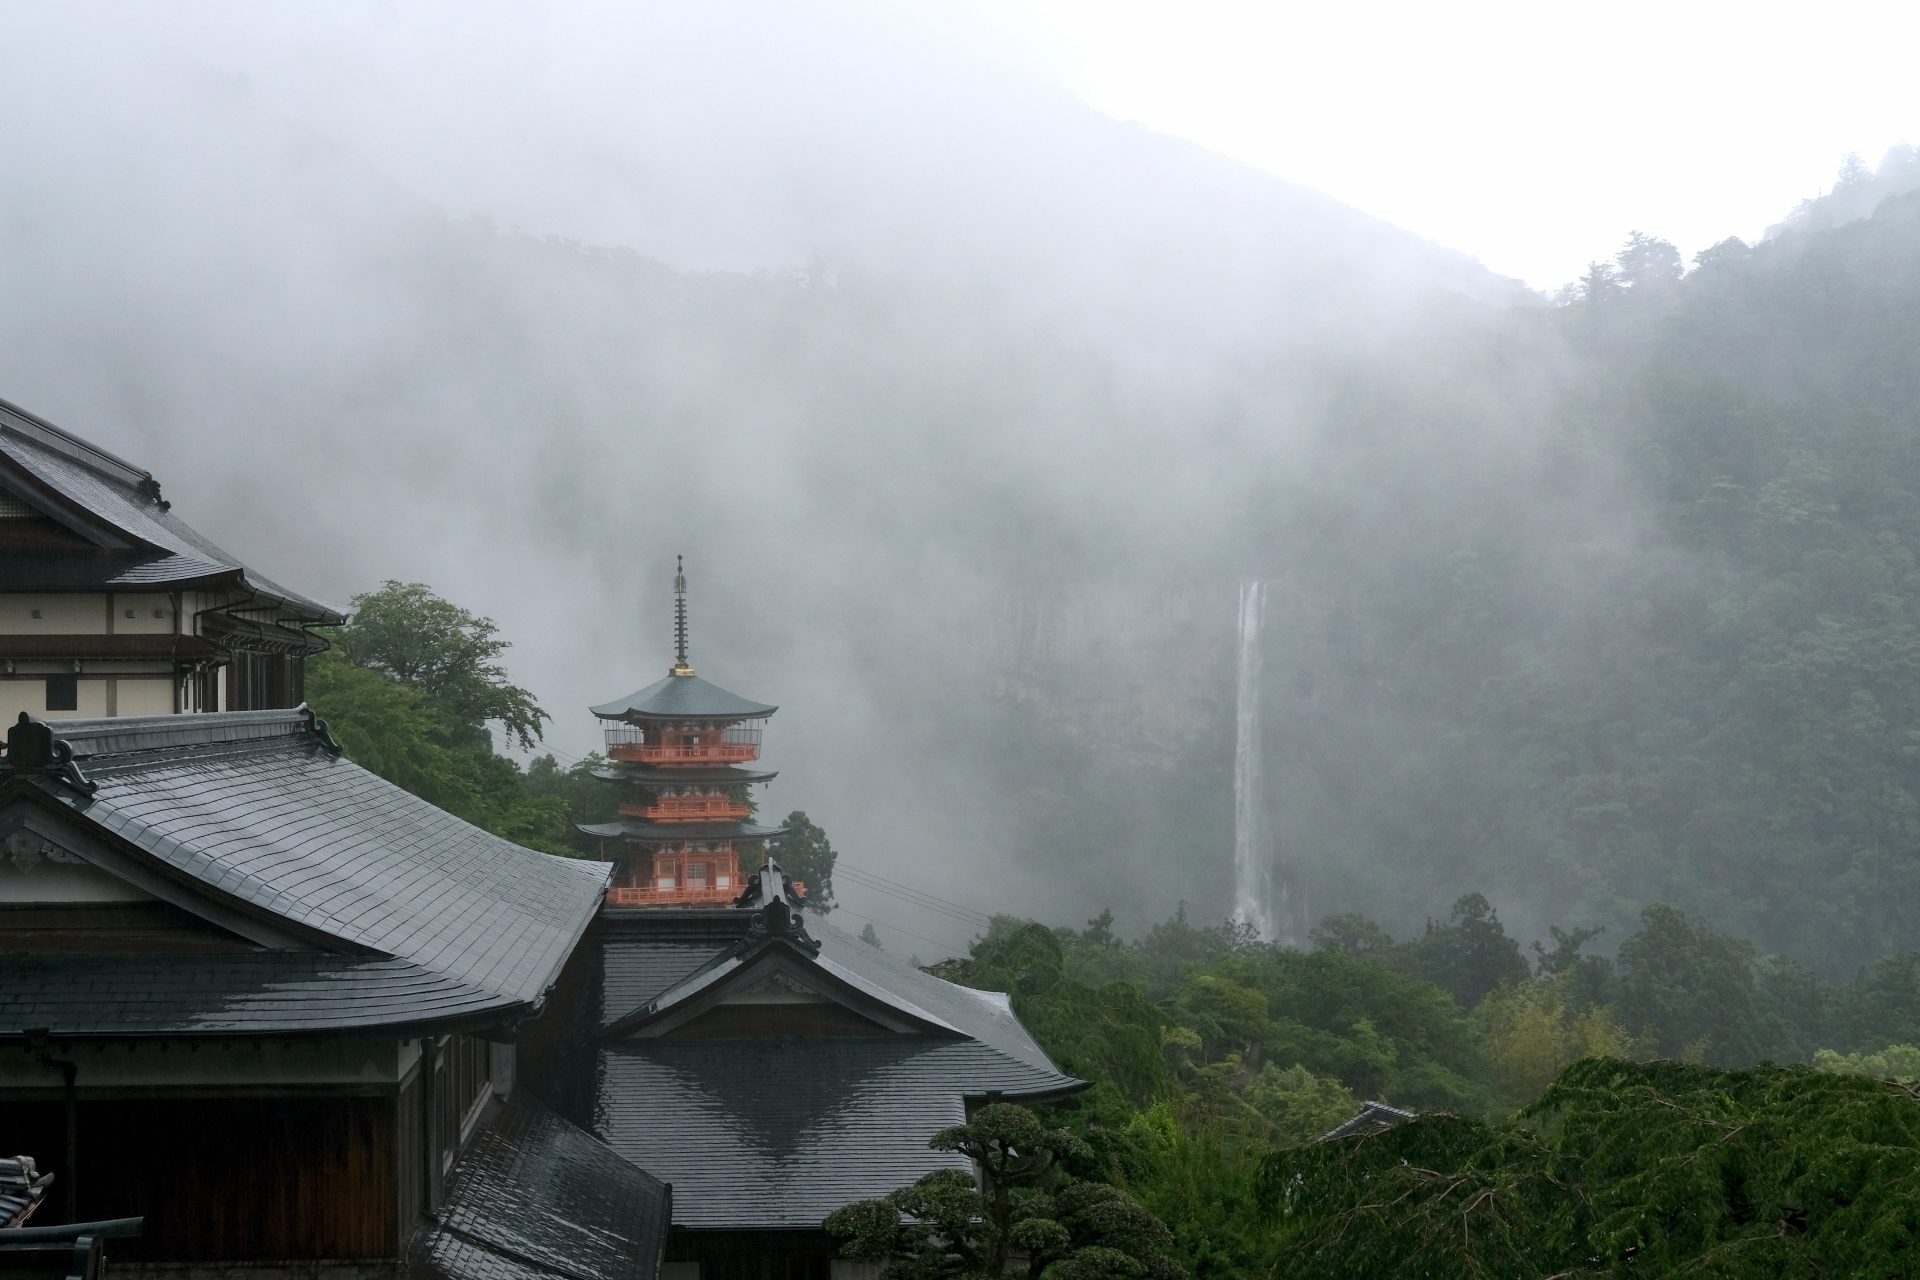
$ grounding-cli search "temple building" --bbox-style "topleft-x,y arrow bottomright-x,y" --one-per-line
522,861 -> 1084,1277
0,709 -> 668,1278
0,396 -> 343,723
3,400 -> 1085,1280
580,560 -> 788,906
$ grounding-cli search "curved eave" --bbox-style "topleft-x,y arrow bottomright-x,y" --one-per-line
591,765 -> 778,785
576,820 -> 790,842
589,673 -> 777,721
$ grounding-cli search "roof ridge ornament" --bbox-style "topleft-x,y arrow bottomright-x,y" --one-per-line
730,858 -> 820,957
670,554 -> 695,678
1,713 -> 97,796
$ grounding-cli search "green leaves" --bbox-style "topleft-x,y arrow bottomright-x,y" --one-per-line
306,584 -> 599,855
772,810 -> 838,911
826,1103 -> 1186,1280
331,580 -> 550,752
1262,1059 -> 1920,1278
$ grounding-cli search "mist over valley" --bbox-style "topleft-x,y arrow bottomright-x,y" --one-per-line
4,1 -> 1918,978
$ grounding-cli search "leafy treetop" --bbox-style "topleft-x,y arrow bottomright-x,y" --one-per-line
331,580 -> 549,751
825,1102 -> 1188,1280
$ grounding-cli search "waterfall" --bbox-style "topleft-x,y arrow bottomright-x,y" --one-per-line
1233,580 -> 1275,940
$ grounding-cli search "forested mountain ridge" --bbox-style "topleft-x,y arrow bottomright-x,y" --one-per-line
1259,183 -> 1920,971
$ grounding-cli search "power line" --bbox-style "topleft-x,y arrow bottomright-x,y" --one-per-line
835,867 -> 994,931
836,864 -> 989,922
835,859 -> 996,926
828,904 -> 973,958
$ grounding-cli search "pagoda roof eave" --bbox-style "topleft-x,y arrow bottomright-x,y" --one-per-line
576,820 -> 790,842
590,673 -> 776,721
591,765 -> 778,785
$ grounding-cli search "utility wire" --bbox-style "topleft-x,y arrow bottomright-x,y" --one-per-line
836,864 -> 989,921
836,859 -> 996,926
835,867 -> 994,930
827,904 -> 973,958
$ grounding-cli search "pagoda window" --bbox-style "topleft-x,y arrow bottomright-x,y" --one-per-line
688,862 -> 710,889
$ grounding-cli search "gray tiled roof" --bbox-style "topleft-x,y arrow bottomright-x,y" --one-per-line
589,674 -> 776,721
0,952 -> 508,1035
597,1037 -> 1073,1231
30,711 -> 609,1019
594,909 -> 1062,1076
1317,1100 -> 1416,1142
598,915 -> 751,1025
0,396 -> 342,620
588,885 -> 1081,1233
809,917 -> 1064,1076
410,1096 -> 668,1280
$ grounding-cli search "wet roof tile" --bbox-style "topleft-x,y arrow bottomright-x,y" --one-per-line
0,952 -> 507,1034
27,713 -> 610,1017
597,1037 -> 1073,1231
410,1096 -> 669,1280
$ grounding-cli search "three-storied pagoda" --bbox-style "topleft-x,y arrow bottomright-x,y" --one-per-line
580,560 -> 786,906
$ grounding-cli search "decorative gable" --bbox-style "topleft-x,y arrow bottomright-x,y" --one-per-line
2,828 -> 150,903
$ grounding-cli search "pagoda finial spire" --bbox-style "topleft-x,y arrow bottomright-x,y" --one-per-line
671,555 -> 695,677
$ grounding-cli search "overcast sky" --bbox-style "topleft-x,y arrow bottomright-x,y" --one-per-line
1025,0 -> 1918,288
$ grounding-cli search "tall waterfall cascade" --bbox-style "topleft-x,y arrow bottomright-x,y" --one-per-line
1233,580 -> 1276,940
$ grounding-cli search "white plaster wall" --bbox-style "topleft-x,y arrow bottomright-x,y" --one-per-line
2,677 -> 110,721
0,593 -> 106,632
113,593 -> 177,634
116,677 -> 176,716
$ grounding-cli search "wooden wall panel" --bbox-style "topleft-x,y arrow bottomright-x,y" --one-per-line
57,1096 -> 397,1262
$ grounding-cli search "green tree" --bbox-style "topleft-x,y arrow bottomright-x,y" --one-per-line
1616,903 -> 1763,1064
1615,230 -> 1683,291
1259,1059 -> 1920,1277
1308,911 -> 1396,960
1395,893 -> 1530,1009
305,584 -> 583,854
1814,1042 -> 1920,1082
1481,973 -> 1632,1102
330,581 -> 549,750
825,1103 -> 1186,1280
773,810 -> 837,911
1576,258 -> 1622,304
860,922 -> 883,948
522,751 -> 621,833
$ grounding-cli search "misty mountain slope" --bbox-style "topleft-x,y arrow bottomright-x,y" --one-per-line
6,10 -> 1916,969
1253,190 -> 1920,971
0,17 -> 1533,942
